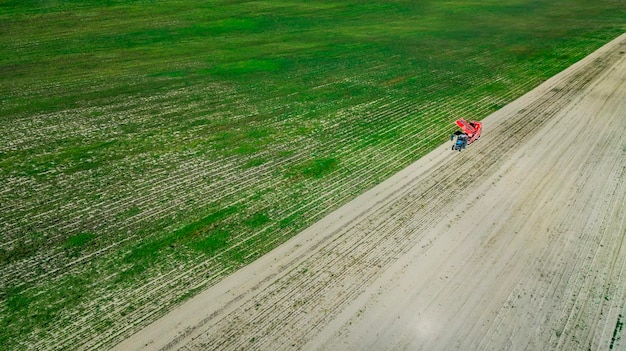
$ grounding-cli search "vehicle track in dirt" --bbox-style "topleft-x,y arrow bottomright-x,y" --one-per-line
114,33 -> 626,351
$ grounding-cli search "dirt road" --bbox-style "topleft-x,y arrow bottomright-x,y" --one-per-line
114,33 -> 626,351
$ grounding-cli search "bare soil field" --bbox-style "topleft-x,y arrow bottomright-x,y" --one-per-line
114,33 -> 626,351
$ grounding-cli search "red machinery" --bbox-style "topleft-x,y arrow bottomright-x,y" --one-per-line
450,118 -> 482,151
455,118 -> 482,143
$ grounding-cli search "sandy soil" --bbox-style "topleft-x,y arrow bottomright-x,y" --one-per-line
113,33 -> 626,351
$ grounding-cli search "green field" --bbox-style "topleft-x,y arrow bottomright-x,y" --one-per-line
1,0 -> 625,349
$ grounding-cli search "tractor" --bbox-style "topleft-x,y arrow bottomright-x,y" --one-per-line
450,118 -> 482,151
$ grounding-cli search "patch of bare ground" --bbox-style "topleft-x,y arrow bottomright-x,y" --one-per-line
114,33 -> 626,351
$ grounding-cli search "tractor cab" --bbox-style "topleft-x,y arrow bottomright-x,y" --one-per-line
450,131 -> 468,151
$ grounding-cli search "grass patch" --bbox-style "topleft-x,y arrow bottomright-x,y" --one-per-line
64,232 -> 95,257
245,211 -> 271,228
123,205 -> 240,264
243,157 -> 267,169
207,59 -> 285,77
289,157 -> 340,179
189,229 -> 231,254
